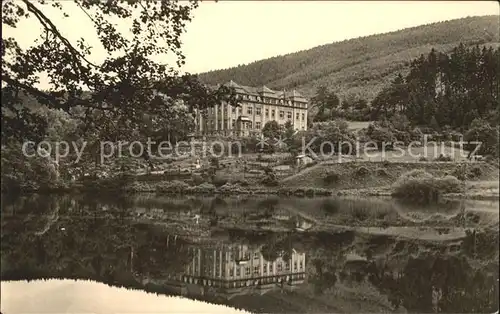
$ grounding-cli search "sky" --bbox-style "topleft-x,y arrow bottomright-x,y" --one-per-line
3,1 -> 499,80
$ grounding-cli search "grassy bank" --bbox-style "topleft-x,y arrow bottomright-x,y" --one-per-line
4,161 -> 498,201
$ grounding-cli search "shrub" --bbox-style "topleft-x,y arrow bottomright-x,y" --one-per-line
232,179 -> 250,187
189,182 -> 216,194
375,168 -> 389,177
434,175 -> 462,193
470,166 -> 482,179
400,169 -> 433,180
314,188 -> 332,196
218,182 -> 247,194
210,156 -> 220,169
257,154 -> 277,163
392,171 -> 462,203
355,166 -> 370,177
293,188 -> 306,196
156,180 -> 190,193
452,165 -> 468,181
261,175 -> 279,187
324,171 -> 341,185
191,173 -> 204,185
212,175 -> 228,187
435,154 -> 453,162
419,156 -> 428,162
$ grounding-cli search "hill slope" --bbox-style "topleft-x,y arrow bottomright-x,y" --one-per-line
198,15 -> 500,101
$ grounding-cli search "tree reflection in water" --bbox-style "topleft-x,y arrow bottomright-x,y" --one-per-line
1,194 -> 498,313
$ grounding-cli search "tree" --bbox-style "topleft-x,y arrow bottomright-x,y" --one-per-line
464,118 -> 499,157
1,0 -> 239,146
311,85 -> 340,122
262,121 -> 281,139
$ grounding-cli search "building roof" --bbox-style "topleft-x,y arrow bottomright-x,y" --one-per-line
257,85 -> 275,95
222,80 -> 308,102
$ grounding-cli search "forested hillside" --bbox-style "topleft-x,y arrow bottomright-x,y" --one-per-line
198,15 -> 499,101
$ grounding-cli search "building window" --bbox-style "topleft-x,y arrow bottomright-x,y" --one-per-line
263,266 -> 267,274
285,263 -> 290,271
232,120 -> 235,128
299,261 -> 303,270
269,264 -> 273,272
256,122 -> 261,129
256,107 -> 261,115
277,263 -> 282,271
287,112 -> 292,119
246,267 -> 250,275
232,106 -> 236,114
279,111 -> 284,119
272,110 -> 276,118
302,113 -> 305,120
254,266 -> 259,274
294,262 -> 297,271
247,107 -> 253,115
224,119 -> 228,128
296,112 -> 300,120
265,108 -> 269,117
236,268 -> 241,276
254,252 -> 259,259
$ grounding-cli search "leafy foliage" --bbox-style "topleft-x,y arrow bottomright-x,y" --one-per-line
1,0 -> 239,145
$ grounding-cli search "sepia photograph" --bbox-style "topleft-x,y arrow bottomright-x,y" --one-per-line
1,0 -> 499,313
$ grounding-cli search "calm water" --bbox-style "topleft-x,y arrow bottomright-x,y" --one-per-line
1,194 -> 498,313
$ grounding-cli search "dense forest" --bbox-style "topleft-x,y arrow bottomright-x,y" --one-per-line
370,44 -> 499,128
198,16 -> 499,102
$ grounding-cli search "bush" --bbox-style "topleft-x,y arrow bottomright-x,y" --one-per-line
218,182 -> 247,194
257,154 -> 277,163
212,175 -> 228,187
210,156 -> 220,169
435,154 -> 453,162
401,169 -> 433,180
261,175 -> 279,187
419,156 -> 428,162
191,173 -> 204,185
452,165 -> 468,181
434,175 -> 462,193
470,166 -> 482,179
232,179 -> 250,187
355,166 -> 370,177
375,168 -> 389,177
392,171 -> 462,203
189,182 -> 216,194
324,171 -> 341,185
156,180 -> 190,193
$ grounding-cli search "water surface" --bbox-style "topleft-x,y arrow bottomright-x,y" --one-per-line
1,194 -> 498,313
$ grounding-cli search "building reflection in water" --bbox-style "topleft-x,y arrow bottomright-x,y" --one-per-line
140,243 -> 306,299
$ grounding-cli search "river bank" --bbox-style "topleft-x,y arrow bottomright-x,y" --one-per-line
2,161 -> 498,201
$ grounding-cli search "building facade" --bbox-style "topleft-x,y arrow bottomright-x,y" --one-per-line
140,243 -> 307,299
194,80 -> 309,137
